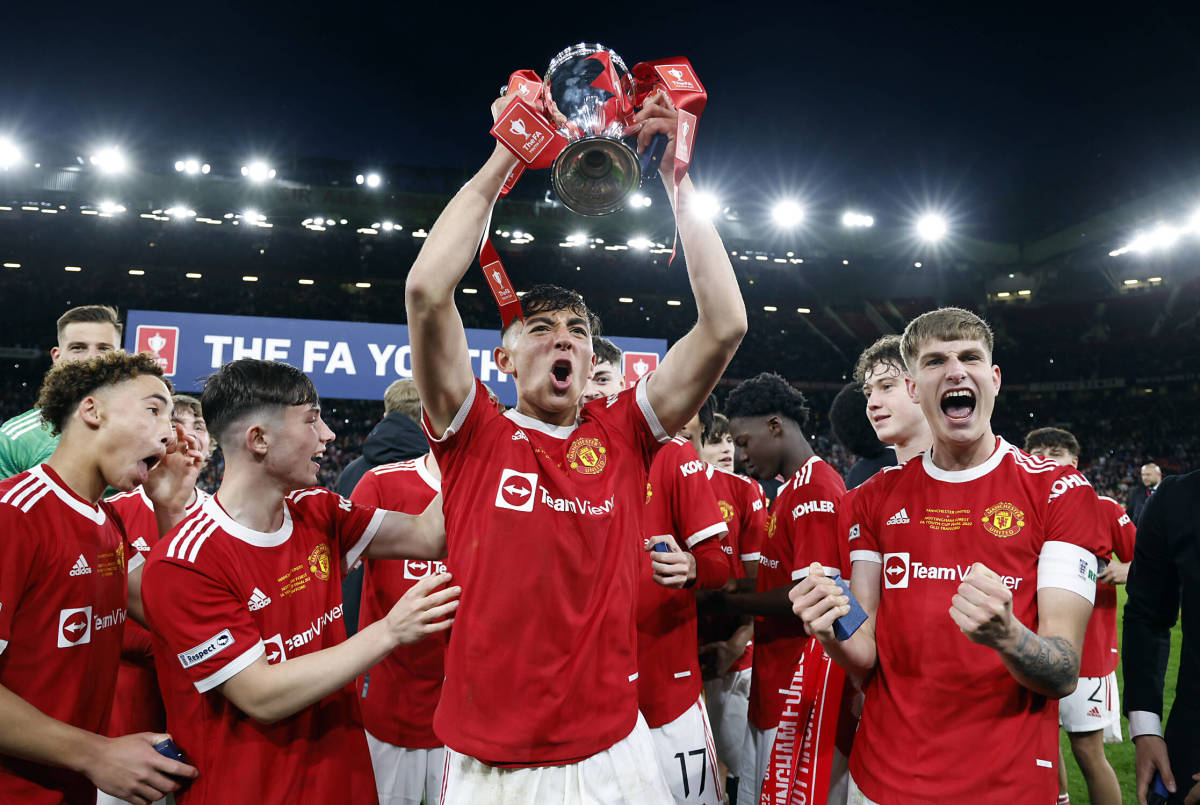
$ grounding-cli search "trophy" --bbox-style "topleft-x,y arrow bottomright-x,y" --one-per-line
543,43 -> 659,216
492,43 -> 704,217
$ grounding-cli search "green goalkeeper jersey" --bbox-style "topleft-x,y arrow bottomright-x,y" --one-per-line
0,408 -> 58,479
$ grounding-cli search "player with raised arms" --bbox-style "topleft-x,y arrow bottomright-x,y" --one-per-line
791,307 -> 1109,804
139,359 -> 458,805
404,89 -> 746,804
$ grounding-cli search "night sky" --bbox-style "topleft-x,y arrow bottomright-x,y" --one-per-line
3,2 -> 1199,240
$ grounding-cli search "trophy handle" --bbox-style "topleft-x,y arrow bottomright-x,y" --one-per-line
639,133 -> 668,181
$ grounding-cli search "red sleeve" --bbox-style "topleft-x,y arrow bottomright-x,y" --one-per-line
692,535 -> 730,590
780,473 -> 844,581
142,558 -> 265,694
349,470 -> 383,508
738,482 -> 768,562
0,507 -> 35,654
423,377 -> 493,460
318,490 -> 384,573
1044,468 -> 1109,556
842,482 -> 879,569
1102,497 -> 1137,562
645,443 -> 729,589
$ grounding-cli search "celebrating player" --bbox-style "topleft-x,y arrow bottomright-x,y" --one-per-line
1026,427 -> 1133,805
139,359 -> 458,805
403,89 -> 746,803
0,304 -> 123,479
0,351 -> 199,804
791,307 -> 1109,804
713,372 -> 847,804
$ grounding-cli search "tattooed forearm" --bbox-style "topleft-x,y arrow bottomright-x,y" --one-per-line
1005,627 -> 1079,697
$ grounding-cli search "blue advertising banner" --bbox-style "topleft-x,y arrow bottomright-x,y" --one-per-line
124,310 -> 668,407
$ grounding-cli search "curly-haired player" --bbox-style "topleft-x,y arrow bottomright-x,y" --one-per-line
0,351 -> 201,804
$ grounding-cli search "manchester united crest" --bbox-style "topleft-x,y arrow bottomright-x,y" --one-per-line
719,499 -> 736,523
308,544 -> 332,580
566,436 -> 607,475
766,513 -> 778,540
980,502 -> 1026,538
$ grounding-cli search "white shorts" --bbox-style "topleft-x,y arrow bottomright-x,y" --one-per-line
97,793 -> 165,805
650,697 -> 722,805
735,724 -> 776,805
365,730 -> 445,805
703,668 -> 751,774
1059,671 -> 1123,743
440,712 -> 673,805
846,774 -> 880,805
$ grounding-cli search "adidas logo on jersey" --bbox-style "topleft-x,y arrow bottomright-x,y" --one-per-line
1086,706 -> 1102,719
512,429 -> 529,442
131,537 -> 152,553
886,508 -> 911,525
69,554 -> 91,576
247,588 -> 272,612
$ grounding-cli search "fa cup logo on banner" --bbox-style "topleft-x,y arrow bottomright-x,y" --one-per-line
509,119 -> 531,141
668,68 -> 684,82
492,270 -> 504,289
633,358 -> 649,377
681,120 -> 691,140
517,83 -> 530,96
147,332 -> 167,355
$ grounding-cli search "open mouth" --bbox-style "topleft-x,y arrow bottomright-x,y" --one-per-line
136,453 -> 161,484
940,388 -> 976,421
550,359 -> 572,392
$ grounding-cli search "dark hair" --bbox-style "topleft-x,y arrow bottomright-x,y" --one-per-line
517,284 -> 600,335
201,359 -> 319,441
854,335 -> 906,385
697,394 -> 716,442
1023,427 -> 1080,458
56,304 -> 123,342
724,372 -> 811,429
592,336 -> 622,367
705,413 -> 730,445
830,381 -> 888,459
37,351 -> 169,435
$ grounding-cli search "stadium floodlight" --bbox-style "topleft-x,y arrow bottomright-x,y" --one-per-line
630,192 -> 652,209
240,161 -> 276,182
771,200 -> 805,228
628,236 -> 655,250
174,158 -> 210,175
356,172 -> 383,188
0,139 -> 21,169
693,192 -> 721,221
97,200 -> 125,214
842,210 -> 875,228
381,220 -> 396,231
165,205 -> 196,219
89,147 -> 128,174
916,213 -> 948,242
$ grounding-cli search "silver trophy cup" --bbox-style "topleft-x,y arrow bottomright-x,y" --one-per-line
544,43 -> 656,216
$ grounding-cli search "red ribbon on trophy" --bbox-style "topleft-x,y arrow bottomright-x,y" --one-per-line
480,54 -> 707,325
760,637 -> 847,805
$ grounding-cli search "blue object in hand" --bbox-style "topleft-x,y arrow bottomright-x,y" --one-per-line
830,574 -> 868,642
153,738 -> 187,764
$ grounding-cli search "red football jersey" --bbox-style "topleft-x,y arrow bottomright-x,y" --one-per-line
638,438 -> 727,727
844,438 -> 1109,805
425,376 -> 668,765
748,456 -> 845,730
351,456 -> 446,749
699,465 -> 768,674
0,465 -> 144,804
104,487 -> 208,736
142,489 -> 384,805
1078,495 -> 1137,677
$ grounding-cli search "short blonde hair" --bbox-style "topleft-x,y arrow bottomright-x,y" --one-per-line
384,379 -> 422,423
900,307 -> 993,373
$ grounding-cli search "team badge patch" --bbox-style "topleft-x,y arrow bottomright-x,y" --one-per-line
767,513 -> 778,540
307,544 -> 331,581
645,481 -> 653,503
980,502 -> 1026,538
566,436 -> 607,475
719,499 -> 735,523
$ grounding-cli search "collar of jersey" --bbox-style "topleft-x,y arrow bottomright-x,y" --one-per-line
32,464 -> 106,525
415,454 -> 441,492
921,436 -> 1010,483
502,408 -> 579,439
204,494 -> 294,547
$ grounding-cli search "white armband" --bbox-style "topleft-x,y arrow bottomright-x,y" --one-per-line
1036,540 -> 1097,604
